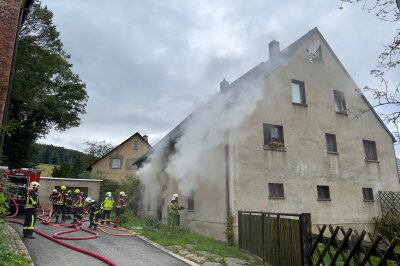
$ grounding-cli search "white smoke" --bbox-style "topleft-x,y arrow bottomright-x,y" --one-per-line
137,75 -> 265,201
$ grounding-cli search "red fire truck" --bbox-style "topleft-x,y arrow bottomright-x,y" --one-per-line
2,168 -> 41,212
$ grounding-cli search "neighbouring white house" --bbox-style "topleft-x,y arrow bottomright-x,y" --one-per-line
134,27 -> 400,241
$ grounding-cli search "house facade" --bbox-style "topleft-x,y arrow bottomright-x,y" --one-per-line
137,28 -> 400,241
89,132 -> 151,183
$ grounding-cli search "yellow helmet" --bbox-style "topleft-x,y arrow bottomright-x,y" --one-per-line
61,185 -> 67,191
74,189 -> 80,194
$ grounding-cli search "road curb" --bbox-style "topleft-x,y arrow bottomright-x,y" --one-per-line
135,234 -> 200,266
4,224 -> 34,266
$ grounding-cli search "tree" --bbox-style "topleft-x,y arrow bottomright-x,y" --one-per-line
83,140 -> 114,158
2,1 -> 88,168
341,0 -> 400,139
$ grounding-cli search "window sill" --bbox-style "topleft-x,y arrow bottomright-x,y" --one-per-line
292,102 -> 308,107
187,210 -> 195,213
364,159 -> 379,163
327,151 -> 338,155
263,145 -> 286,152
363,199 -> 375,202
317,198 -> 331,201
268,196 -> 285,200
335,111 -> 348,116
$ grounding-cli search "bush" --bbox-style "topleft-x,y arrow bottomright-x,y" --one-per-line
225,214 -> 235,246
374,212 -> 400,239
144,215 -> 160,230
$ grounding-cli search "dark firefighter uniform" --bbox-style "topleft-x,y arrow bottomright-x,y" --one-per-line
54,191 -> 65,223
65,191 -> 73,219
87,200 -> 102,230
23,189 -> 39,238
114,196 -> 126,228
48,190 -> 57,211
72,191 -> 83,223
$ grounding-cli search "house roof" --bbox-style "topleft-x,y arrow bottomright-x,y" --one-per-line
134,27 -> 396,166
87,132 -> 151,170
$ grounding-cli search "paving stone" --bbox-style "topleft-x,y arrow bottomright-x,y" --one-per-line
224,257 -> 250,266
185,244 -> 194,249
178,249 -> 191,255
167,245 -> 182,250
198,251 -> 213,257
185,254 -> 207,264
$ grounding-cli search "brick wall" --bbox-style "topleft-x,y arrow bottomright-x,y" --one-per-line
0,0 -> 23,124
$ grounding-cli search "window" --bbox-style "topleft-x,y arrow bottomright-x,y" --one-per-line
133,141 -> 139,150
363,140 -> 378,161
268,183 -> 284,198
291,80 -> 306,105
111,158 -> 121,169
334,90 -> 347,113
325,133 -> 337,153
362,188 -> 374,201
188,190 -> 194,211
317,185 -> 330,200
263,123 -> 284,148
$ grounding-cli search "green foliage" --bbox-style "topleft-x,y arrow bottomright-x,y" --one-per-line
143,215 -> 161,230
0,221 -> 31,266
374,212 -> 400,239
2,1 -> 88,168
120,175 -> 140,212
0,193 -> 7,217
225,214 -> 235,246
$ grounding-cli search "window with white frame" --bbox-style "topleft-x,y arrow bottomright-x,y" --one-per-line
291,79 -> 306,105
334,90 -> 347,113
111,158 -> 121,169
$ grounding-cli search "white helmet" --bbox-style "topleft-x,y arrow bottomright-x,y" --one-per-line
106,192 -> 112,197
119,191 -> 126,197
52,189 -> 57,193
85,197 -> 92,204
171,193 -> 179,201
30,181 -> 40,189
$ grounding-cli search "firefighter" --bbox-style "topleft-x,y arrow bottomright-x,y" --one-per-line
54,186 -> 66,223
23,181 -> 40,239
72,189 -> 83,223
65,190 -> 73,219
85,197 -> 101,230
167,193 -> 184,226
48,189 -> 57,212
101,192 -> 114,225
114,191 -> 126,228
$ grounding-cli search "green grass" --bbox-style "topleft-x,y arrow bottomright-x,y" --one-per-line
37,163 -> 57,177
119,211 -> 261,265
0,220 -> 31,266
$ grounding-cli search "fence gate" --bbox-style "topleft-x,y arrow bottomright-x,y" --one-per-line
238,211 -> 311,266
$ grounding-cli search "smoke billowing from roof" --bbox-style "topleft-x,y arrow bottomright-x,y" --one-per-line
137,76 -> 264,201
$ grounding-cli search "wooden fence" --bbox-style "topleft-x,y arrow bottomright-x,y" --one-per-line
310,224 -> 400,266
379,191 -> 400,216
238,211 -> 311,266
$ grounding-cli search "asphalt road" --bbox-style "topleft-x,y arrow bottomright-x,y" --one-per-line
9,217 -> 188,266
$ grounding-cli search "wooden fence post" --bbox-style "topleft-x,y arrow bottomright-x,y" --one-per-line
300,213 -> 312,266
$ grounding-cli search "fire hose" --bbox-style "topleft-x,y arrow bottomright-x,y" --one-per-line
6,199 -> 134,266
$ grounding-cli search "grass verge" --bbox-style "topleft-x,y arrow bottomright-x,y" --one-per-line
118,210 -> 262,265
0,219 -> 31,266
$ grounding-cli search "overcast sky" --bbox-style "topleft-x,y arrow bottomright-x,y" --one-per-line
38,0 -> 399,154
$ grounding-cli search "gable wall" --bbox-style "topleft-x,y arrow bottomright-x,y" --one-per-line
91,135 -> 150,183
231,33 -> 399,228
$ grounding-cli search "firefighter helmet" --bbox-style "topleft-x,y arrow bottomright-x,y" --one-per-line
52,189 -> 57,193
106,192 -> 112,197
61,185 -> 67,191
119,191 -> 126,197
74,189 -> 80,194
85,197 -> 92,204
30,181 -> 40,189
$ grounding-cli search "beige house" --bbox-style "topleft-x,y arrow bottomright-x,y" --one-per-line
136,28 -> 400,241
89,132 -> 151,183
